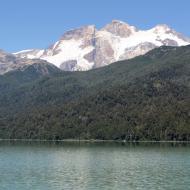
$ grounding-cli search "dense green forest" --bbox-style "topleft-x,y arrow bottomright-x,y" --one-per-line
0,46 -> 190,141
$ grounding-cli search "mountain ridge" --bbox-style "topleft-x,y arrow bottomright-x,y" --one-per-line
0,49 -> 60,75
14,20 -> 190,71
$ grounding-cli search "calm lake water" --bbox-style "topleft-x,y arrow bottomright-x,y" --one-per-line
0,141 -> 190,190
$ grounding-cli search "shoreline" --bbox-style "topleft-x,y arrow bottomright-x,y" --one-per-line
0,139 -> 190,143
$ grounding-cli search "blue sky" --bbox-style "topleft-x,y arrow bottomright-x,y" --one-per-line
1,0 -> 189,52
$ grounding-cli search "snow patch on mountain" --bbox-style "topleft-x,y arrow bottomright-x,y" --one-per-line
42,39 -> 95,70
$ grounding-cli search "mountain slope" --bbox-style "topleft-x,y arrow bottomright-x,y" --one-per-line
0,45 -> 190,140
15,20 -> 190,71
0,61 -> 61,93
0,49 -> 60,75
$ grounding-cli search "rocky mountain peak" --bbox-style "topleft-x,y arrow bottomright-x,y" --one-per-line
152,24 -> 173,34
41,25 -> 97,62
102,20 -> 138,37
60,25 -> 96,41
152,24 -> 190,43
0,50 -> 16,63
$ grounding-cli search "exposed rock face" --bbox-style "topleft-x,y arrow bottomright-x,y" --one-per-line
102,20 -> 138,37
61,25 -> 96,41
60,60 -> 78,71
119,42 -> 157,60
14,20 -> 190,71
0,50 -> 29,74
161,39 -> 178,46
94,38 -> 115,68
83,50 -> 95,63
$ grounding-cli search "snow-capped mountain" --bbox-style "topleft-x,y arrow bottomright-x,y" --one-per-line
15,20 -> 190,71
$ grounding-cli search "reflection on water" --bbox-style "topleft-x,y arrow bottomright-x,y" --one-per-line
0,141 -> 190,190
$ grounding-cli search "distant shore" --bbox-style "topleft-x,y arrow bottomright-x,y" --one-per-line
0,139 -> 190,143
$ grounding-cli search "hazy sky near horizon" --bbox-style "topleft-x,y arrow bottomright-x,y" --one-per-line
1,0 -> 189,52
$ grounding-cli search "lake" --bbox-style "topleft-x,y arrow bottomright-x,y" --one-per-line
0,141 -> 190,190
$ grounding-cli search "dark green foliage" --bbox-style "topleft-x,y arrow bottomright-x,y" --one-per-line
0,46 -> 190,140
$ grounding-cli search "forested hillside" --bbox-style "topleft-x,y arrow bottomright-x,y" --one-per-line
0,46 -> 189,141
